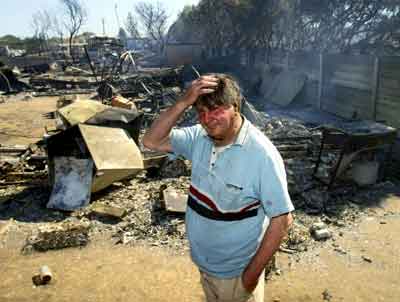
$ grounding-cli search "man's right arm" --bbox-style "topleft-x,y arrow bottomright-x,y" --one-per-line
142,100 -> 191,153
142,76 -> 219,153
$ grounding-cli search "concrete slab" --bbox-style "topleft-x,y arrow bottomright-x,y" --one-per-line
262,71 -> 307,107
0,221 -> 9,235
162,188 -> 187,213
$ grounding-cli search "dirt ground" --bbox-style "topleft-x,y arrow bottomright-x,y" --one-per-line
0,194 -> 399,302
0,95 -> 58,146
1,96 -> 400,301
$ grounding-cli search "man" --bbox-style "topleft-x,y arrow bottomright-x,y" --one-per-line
143,74 -> 294,302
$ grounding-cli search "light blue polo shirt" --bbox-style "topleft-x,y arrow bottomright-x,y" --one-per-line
170,117 -> 294,278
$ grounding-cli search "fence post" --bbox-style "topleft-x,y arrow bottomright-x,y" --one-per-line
318,53 -> 324,110
371,56 -> 380,121
285,51 -> 290,71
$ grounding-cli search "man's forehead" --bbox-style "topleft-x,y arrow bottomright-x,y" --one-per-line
195,103 -> 232,111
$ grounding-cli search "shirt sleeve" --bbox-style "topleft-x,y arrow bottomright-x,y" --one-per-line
169,124 -> 201,161
258,146 -> 294,218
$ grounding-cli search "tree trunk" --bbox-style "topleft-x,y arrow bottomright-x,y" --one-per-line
69,34 -> 75,62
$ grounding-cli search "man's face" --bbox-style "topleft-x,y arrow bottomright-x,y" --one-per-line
196,104 -> 237,141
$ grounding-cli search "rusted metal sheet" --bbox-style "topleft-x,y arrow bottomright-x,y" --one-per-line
79,124 -> 143,192
262,71 -> 307,106
46,121 -> 144,198
57,100 -> 108,126
269,52 -> 400,129
322,85 -> 373,119
305,53 -> 373,119
324,55 -> 373,92
313,121 -> 397,189
377,57 -> 400,128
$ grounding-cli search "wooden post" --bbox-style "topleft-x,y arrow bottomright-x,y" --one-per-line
371,56 -> 380,121
318,53 -> 324,110
285,51 -> 290,71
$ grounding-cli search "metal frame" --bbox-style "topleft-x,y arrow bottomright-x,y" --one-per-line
312,127 -> 397,190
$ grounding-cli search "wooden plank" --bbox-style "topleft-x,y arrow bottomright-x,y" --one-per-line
324,58 -> 373,92
379,78 -> 400,90
377,94 -> 400,103
380,56 -> 400,65
333,64 -> 372,75
332,70 -> 371,83
379,67 -> 400,76
376,111 -> 400,125
380,72 -> 400,80
376,111 -> 400,122
0,145 -> 28,153
380,67 -> 400,75
378,89 -> 400,101
322,84 -> 373,119
322,102 -> 354,119
323,84 -> 371,102
376,108 -> 400,124
376,98 -> 400,110
376,105 -> 400,116
330,78 -> 371,91
378,86 -> 400,98
376,110 -> 400,128
325,54 -> 373,66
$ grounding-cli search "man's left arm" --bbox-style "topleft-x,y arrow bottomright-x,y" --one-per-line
242,212 -> 293,292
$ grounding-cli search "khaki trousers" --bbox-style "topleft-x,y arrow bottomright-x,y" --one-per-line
200,271 -> 265,302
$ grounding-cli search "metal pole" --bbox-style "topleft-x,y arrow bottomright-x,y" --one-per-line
318,53 -> 324,110
83,45 -> 98,84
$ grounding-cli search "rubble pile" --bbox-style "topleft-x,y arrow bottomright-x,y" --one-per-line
76,170 -> 191,251
1,54 -> 399,259
263,118 -> 323,195
22,220 -> 90,253
1,99 -> 398,254
0,143 -> 48,186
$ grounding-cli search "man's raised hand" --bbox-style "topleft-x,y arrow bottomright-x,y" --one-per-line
180,75 -> 219,106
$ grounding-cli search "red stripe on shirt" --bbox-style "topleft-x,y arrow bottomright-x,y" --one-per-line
189,185 -> 261,213
189,185 -> 220,212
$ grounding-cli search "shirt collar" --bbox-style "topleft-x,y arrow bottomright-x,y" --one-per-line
233,115 -> 250,146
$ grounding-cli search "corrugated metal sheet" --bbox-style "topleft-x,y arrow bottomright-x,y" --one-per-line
322,55 -> 374,119
289,52 -> 320,81
323,85 -> 372,119
377,57 -> 400,128
267,52 -> 400,130
302,82 -> 319,106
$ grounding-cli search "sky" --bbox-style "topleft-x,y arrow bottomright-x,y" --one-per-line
0,0 -> 200,38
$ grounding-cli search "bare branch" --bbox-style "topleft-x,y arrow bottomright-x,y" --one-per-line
59,0 -> 87,60
134,1 -> 169,52
125,12 -> 140,39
